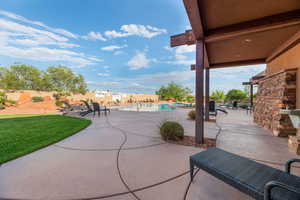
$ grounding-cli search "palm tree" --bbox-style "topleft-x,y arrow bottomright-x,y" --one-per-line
210,90 -> 225,104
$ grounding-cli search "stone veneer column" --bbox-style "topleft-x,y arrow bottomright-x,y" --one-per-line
254,69 -> 297,137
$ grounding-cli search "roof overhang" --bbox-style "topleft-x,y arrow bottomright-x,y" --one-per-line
171,0 -> 300,69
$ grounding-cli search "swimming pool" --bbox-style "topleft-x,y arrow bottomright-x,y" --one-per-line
117,103 -> 176,112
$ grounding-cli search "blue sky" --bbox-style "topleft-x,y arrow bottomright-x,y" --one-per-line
0,0 -> 265,94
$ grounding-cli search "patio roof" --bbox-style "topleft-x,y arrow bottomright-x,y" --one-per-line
170,0 -> 300,144
171,0 -> 300,68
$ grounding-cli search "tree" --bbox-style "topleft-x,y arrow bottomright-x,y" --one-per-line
225,89 -> 247,103
45,66 -> 88,94
210,90 -> 225,103
0,64 -> 43,90
0,64 -> 88,94
155,82 -> 192,101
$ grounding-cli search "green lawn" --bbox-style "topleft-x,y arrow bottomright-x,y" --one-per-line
0,115 -> 91,164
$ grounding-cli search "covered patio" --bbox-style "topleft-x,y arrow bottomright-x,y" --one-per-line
171,0 -> 300,143
0,109 -> 299,200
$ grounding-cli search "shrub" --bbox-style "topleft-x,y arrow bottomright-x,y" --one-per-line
0,104 -> 5,110
188,110 -> 196,120
55,100 -> 64,107
0,91 -> 7,105
32,96 -> 44,102
160,121 -> 184,141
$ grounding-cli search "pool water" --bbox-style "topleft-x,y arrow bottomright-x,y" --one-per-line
118,103 -> 176,112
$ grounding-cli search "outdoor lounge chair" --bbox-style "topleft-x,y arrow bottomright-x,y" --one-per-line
209,101 -> 228,116
92,102 -> 110,117
80,100 -> 93,116
190,148 -> 300,200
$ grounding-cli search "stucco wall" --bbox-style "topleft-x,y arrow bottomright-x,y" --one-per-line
267,43 -> 300,108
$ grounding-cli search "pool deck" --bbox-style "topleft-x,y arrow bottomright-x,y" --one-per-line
0,109 -> 299,199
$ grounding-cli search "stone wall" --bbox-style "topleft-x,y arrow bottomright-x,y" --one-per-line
254,69 -> 297,137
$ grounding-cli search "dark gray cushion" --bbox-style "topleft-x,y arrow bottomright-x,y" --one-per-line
190,148 -> 300,200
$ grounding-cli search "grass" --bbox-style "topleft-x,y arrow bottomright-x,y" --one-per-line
0,115 -> 91,164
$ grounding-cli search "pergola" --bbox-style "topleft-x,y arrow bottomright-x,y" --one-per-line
242,70 -> 266,108
170,0 -> 300,144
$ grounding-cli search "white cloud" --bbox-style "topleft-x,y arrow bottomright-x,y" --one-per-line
127,52 -> 150,70
161,45 -> 195,65
0,9 -> 78,39
105,24 -> 167,39
82,31 -> 106,41
101,44 -> 127,51
0,16 -> 102,67
113,51 -> 124,56
97,73 -> 110,77
175,45 -> 195,54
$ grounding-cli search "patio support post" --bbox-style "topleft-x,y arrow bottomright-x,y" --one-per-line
205,68 -> 210,121
250,84 -> 254,108
195,40 -> 204,144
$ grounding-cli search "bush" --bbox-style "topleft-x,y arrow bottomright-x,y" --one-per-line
0,91 -> 7,105
188,110 -> 196,120
0,104 -> 5,110
6,99 -> 16,104
55,100 -> 64,107
160,121 -> 184,141
32,96 -> 44,102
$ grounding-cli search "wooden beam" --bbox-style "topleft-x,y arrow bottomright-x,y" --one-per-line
191,64 -> 196,71
205,68 -> 210,121
170,30 -> 195,47
250,84 -> 254,108
266,29 -> 300,62
210,58 -> 266,69
195,40 -> 204,144
171,10 -> 300,46
242,82 -> 252,85
206,10 -> 300,43
183,0 -> 204,39
192,58 -> 265,70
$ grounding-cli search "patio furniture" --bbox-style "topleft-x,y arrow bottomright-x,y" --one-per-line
209,101 -> 217,116
208,101 -> 228,116
80,100 -> 93,116
91,102 -> 110,117
63,101 -> 84,112
233,101 -> 238,109
190,148 -> 300,200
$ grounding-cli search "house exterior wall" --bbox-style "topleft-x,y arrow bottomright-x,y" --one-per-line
267,44 -> 300,108
254,69 -> 297,136
254,43 -> 300,136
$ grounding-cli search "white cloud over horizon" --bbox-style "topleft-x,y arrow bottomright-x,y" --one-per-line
101,44 -> 127,51
82,31 -> 107,41
127,51 -> 151,70
0,9 -> 78,39
105,24 -> 167,39
0,10 -> 103,67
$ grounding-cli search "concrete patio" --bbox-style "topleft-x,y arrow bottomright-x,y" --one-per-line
0,109 -> 299,200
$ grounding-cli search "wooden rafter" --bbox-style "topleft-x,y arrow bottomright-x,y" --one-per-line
210,58 -> 266,69
206,10 -> 300,43
171,10 -> 300,46
191,58 -> 266,70
183,0 -> 204,39
266,29 -> 300,62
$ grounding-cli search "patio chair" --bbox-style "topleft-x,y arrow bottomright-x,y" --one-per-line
91,102 -> 110,117
63,101 -> 84,111
190,148 -> 300,200
209,101 -> 228,116
80,100 -> 93,116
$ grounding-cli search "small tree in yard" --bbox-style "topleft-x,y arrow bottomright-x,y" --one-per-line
225,89 -> 247,103
210,90 -> 225,103
155,82 -> 192,101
